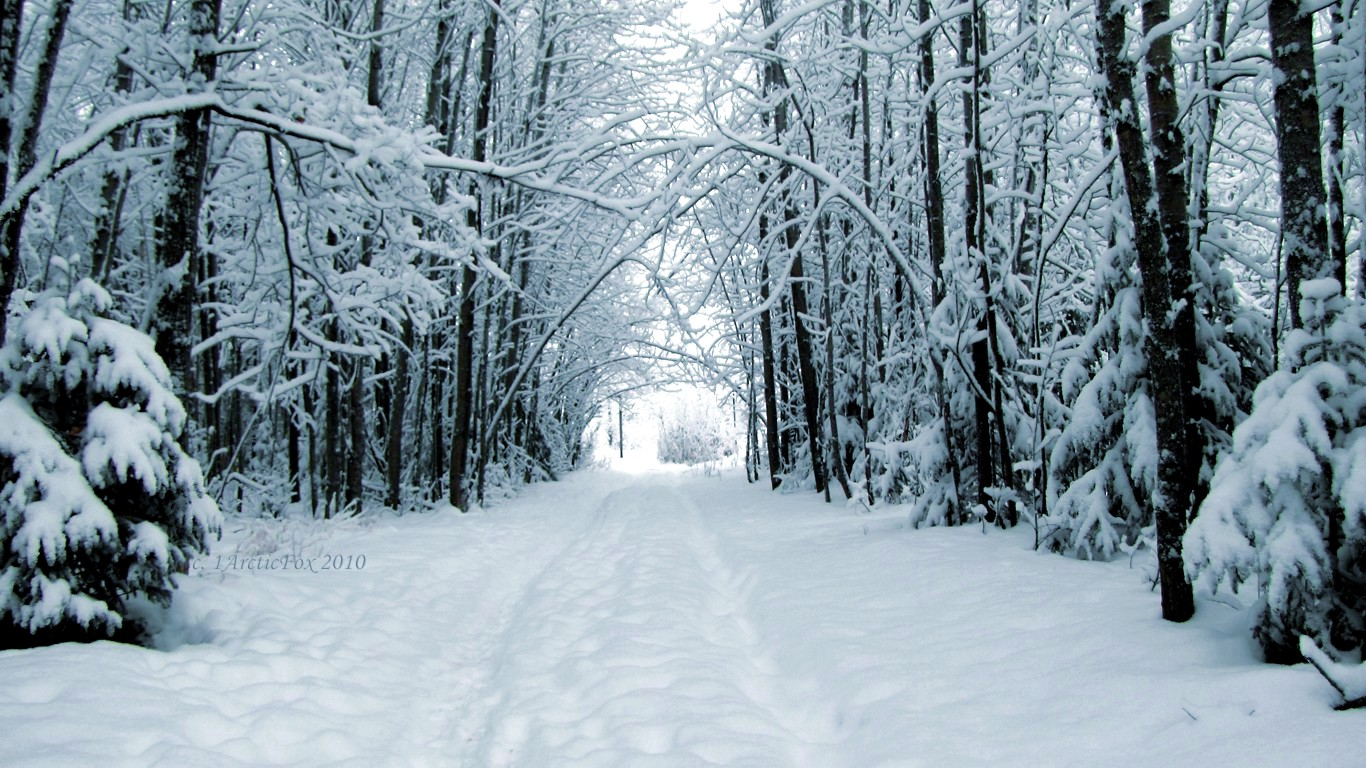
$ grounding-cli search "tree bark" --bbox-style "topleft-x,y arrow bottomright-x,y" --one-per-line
1093,0 -> 1195,622
385,320 -> 411,509
1325,1 -> 1347,284
760,0 -> 827,496
153,0 -> 221,400
450,0 -> 500,510
784,222 -> 829,496
758,247 -> 783,489
0,0 -> 20,261
1140,0 -> 1204,519
1,0 -> 75,341
917,0 -> 962,521
960,3 -> 997,518
345,358 -> 365,514
1268,0 -> 1334,325
820,215 -> 852,500
324,343 -> 343,519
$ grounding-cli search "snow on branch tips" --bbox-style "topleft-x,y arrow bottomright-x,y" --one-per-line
0,280 -> 220,649
1184,283 -> 1366,664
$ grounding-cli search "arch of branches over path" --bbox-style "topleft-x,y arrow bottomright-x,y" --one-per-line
0,88 -> 909,501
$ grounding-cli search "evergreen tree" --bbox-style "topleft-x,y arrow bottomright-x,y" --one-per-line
1186,282 -> 1365,662
1047,232 -> 1155,558
0,280 -> 220,648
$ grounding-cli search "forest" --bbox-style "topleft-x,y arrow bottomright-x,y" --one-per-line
0,0 -> 1362,676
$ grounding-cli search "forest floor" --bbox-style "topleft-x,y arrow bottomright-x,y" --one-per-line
0,459 -> 1361,766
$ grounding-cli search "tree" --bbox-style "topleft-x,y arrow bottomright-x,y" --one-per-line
1185,0 -> 1359,663
1186,284 -> 1364,662
1267,0 -> 1334,327
0,0 -> 75,341
153,0 -> 221,394
1091,0 -> 1196,622
0,280 -> 219,648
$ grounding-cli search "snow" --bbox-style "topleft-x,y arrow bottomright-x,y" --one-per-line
0,393 -> 120,632
0,465 -> 1360,765
87,316 -> 187,435
81,404 -> 170,492
1300,637 -> 1366,703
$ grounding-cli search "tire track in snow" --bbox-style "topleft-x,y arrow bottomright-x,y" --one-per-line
392,479 -> 622,759
431,488 -> 619,757
471,476 -> 838,767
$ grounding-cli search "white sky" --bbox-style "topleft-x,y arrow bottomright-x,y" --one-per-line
676,0 -> 725,31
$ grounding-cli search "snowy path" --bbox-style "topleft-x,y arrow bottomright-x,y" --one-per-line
470,483 -> 835,766
1,468 -> 1361,766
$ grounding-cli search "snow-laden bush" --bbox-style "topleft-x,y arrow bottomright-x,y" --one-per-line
0,281 -> 220,648
1045,272 -> 1154,559
1185,281 -> 1365,663
656,399 -> 734,466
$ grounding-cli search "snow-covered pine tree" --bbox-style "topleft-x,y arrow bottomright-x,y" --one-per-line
0,280 -> 220,648
1045,231 -> 1155,559
1185,281 -> 1365,663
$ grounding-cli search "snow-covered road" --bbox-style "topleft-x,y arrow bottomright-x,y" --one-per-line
1,467 -> 1361,766
470,482 -> 838,766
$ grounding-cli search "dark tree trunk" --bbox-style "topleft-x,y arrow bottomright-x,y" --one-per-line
346,358 -> 365,514
288,394 -> 302,505
324,348 -> 343,519
1269,0 -> 1335,321
960,5 -> 997,519
758,251 -> 783,489
428,341 -> 446,501
1325,2 -> 1347,284
1265,0 -> 1341,664
450,0 -> 500,511
0,0 -> 20,261
450,267 -> 478,510
385,320 -> 411,509
420,1 -> 460,504
1,0 -> 75,340
760,0 -> 826,496
917,0 -> 962,522
305,380 -> 318,515
90,0 -> 139,282
784,224 -> 828,496
1093,0 -> 1195,622
154,0 -> 221,398
1140,0 -> 1204,522
820,217 -> 852,500
474,276 -> 491,505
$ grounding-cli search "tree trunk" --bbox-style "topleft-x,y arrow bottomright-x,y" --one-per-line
960,4 -> 997,518
386,319 -> 411,509
1269,0 -> 1335,319
90,0 -> 139,283
346,358 -> 365,514
820,216 -> 852,500
1325,1 -> 1347,283
450,0 -> 500,510
154,0 -> 221,398
420,0 -> 461,504
1140,0 -> 1204,522
0,1 -> 20,294
785,223 -> 829,496
1093,0 -> 1195,622
758,250 -> 783,489
917,0 -> 962,521
324,348 -> 343,520
288,394 -> 302,505
1,0 -> 75,341
760,0 -> 826,496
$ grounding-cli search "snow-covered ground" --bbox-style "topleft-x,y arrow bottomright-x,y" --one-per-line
1,460 -> 1360,766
